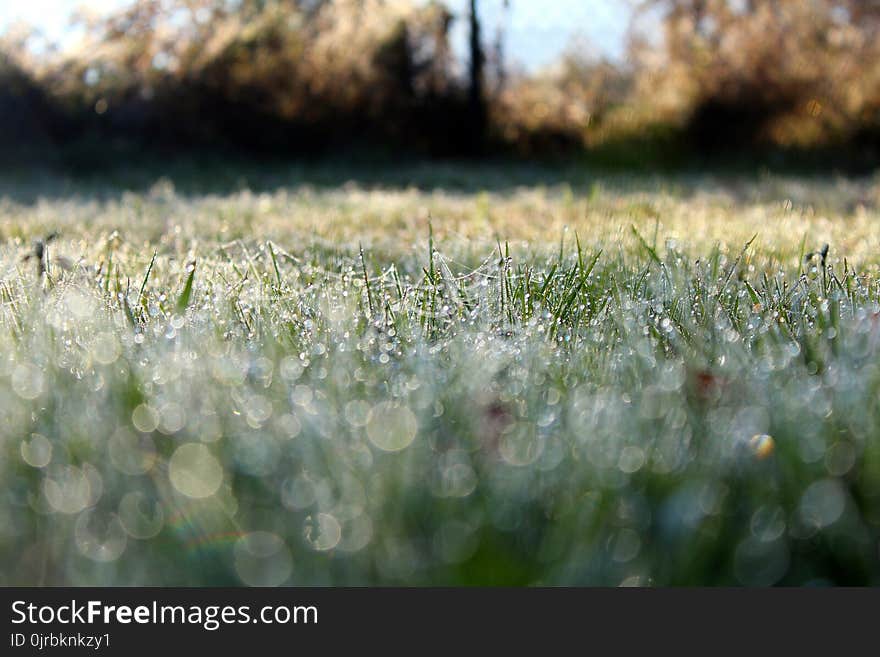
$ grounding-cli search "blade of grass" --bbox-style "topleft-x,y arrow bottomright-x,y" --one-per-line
138,250 -> 157,312
176,261 -> 196,314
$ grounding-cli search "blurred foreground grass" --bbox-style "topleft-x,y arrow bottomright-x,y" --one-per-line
2,163 -> 880,585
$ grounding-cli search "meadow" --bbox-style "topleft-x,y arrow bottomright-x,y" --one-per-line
2,162 -> 880,585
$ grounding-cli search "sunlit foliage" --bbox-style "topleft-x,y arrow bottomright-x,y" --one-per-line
3,0 -> 470,154
628,0 -> 880,149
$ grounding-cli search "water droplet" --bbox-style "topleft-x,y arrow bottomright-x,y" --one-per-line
169,443 -> 223,499
304,513 -> 342,551
21,433 -> 52,468
366,402 -> 417,452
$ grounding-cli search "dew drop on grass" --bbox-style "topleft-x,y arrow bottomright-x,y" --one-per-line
158,401 -> 187,434
366,402 -> 417,452
43,465 -> 92,514
20,433 -> 52,468
748,434 -> 775,460
303,513 -> 342,551
91,331 -> 121,365
168,443 -> 223,499
618,446 -> 646,474
131,404 -> 160,433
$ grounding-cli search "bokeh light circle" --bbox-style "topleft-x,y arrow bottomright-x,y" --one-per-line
169,443 -> 223,498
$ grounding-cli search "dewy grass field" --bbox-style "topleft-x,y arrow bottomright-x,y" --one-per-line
2,163 -> 880,586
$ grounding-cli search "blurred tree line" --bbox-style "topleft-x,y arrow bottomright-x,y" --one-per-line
3,0 -> 880,165
1,0 -> 485,159
628,0 -> 880,157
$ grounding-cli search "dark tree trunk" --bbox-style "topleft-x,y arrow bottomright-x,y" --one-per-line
467,0 -> 487,152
